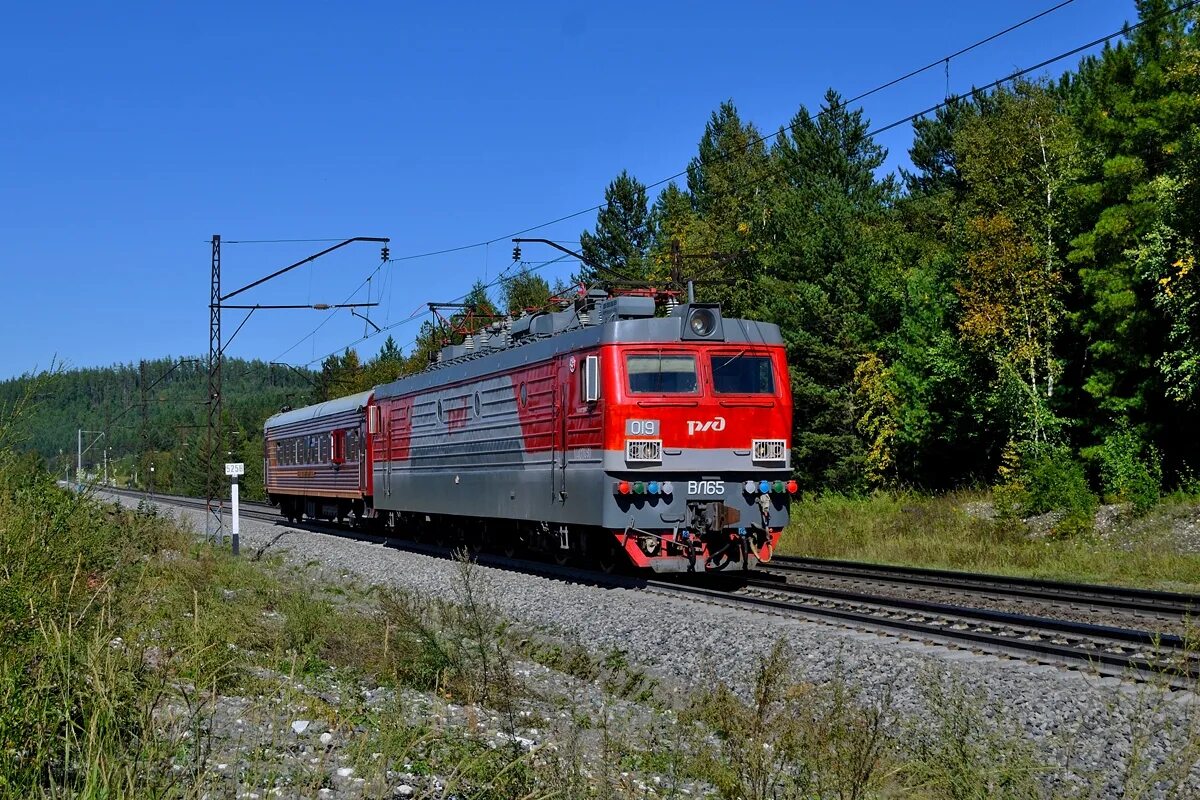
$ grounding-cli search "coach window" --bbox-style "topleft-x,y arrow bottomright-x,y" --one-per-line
710,355 -> 775,394
626,354 -> 698,394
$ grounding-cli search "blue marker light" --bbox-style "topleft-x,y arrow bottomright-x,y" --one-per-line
758,480 -> 771,494
648,481 -> 660,495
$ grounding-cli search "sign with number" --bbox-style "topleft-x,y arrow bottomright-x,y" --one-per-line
224,462 -> 245,477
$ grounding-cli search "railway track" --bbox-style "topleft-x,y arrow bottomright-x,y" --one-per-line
761,555 -> 1200,618
96,486 -> 1200,688
720,575 -> 1199,688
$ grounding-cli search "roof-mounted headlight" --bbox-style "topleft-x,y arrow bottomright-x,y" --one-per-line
680,304 -> 724,341
689,307 -> 717,336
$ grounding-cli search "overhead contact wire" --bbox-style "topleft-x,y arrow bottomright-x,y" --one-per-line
384,0 -> 1081,262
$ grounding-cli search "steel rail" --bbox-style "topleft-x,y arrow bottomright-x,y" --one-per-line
742,575 -> 1185,647
763,555 -> 1200,616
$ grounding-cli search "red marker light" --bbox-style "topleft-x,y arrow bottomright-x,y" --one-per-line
618,481 -> 631,495
786,480 -> 798,494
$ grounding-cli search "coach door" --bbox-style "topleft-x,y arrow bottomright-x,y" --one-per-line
357,424 -> 367,493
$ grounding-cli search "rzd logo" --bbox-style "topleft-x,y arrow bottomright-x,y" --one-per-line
686,416 -> 726,435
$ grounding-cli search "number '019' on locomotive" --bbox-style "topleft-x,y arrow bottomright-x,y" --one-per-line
263,296 -> 796,572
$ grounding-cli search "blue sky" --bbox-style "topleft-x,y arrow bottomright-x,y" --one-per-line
0,0 -> 1135,379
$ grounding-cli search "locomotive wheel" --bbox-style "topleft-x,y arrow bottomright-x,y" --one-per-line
553,550 -> 572,566
595,542 -> 620,574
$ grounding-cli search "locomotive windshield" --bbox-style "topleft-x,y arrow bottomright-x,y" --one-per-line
711,355 -> 775,394
626,354 -> 698,394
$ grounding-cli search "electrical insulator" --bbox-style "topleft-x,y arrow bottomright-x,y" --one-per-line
512,245 -> 521,262
380,245 -> 390,261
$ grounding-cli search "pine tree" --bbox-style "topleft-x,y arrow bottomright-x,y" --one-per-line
1067,1 -> 1200,449
317,349 -> 363,401
761,89 -> 898,490
500,266 -> 553,315
579,170 -> 651,284
902,96 -> 977,197
377,335 -> 402,363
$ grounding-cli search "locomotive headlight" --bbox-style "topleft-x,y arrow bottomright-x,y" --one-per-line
689,307 -> 717,337
679,303 -> 724,341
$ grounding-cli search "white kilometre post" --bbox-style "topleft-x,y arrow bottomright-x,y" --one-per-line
225,462 -> 245,556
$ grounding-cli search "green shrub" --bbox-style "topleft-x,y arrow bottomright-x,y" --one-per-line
1178,466 -> 1200,497
1095,428 -> 1162,514
995,443 -> 1098,537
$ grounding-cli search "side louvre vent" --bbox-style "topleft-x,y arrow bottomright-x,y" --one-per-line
625,439 -> 662,463
752,439 -> 786,462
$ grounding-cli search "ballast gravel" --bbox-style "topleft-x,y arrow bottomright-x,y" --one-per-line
111,494 -> 1200,796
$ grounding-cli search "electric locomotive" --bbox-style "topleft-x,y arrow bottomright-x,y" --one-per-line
264,293 -> 794,572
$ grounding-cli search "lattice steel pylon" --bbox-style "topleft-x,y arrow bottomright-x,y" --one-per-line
206,234 -> 224,544
202,233 -> 389,551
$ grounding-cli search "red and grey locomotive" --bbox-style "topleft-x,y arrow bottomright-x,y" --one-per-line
264,295 -> 794,572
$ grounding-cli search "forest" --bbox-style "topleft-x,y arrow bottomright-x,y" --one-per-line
3,1 -> 1197,524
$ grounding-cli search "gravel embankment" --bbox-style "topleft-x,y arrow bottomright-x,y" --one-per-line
108,492 -> 1200,796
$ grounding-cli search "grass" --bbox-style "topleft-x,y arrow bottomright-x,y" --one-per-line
0,452 -> 541,797
776,491 -> 1200,592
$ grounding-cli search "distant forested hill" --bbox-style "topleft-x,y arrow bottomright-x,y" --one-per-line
0,358 -> 315,500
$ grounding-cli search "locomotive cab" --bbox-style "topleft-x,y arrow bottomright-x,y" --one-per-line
598,303 -> 793,572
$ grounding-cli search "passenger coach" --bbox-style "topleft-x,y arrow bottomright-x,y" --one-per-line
263,390 -> 372,524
